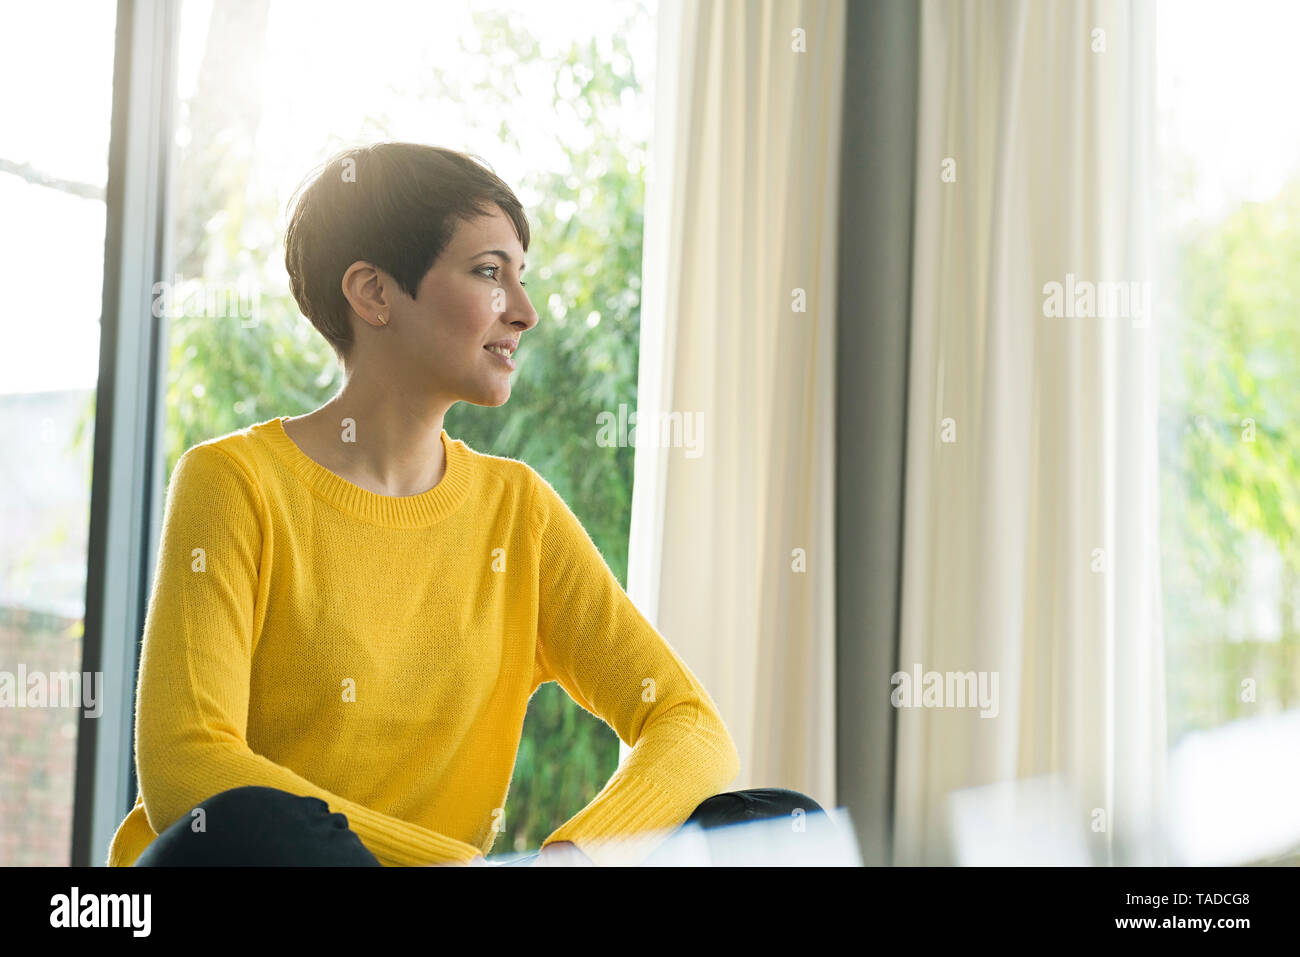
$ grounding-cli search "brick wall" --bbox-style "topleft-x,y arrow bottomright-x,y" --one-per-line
0,605 -> 84,866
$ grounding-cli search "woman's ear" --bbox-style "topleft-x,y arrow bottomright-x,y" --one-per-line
341,261 -> 391,329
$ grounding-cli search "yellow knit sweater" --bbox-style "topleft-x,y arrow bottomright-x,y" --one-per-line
107,416 -> 739,867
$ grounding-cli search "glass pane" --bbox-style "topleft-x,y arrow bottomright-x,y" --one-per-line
1157,0 -> 1300,863
0,0 -> 117,865
159,0 -> 655,857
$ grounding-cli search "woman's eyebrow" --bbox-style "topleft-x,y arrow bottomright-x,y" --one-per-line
468,249 -> 526,272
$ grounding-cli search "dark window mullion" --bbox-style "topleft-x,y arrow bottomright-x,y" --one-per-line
73,0 -> 178,868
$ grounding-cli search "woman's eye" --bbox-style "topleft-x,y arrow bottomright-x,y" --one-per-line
477,264 -> 526,287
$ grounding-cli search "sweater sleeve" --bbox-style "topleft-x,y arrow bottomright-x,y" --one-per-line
528,469 -> 741,866
132,443 -> 482,867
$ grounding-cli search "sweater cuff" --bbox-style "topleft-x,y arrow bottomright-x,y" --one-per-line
540,773 -> 692,867
344,804 -> 483,866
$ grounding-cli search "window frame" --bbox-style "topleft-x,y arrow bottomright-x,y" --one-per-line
71,0 -> 179,867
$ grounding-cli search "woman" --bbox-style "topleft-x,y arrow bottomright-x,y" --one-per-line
107,142 -> 822,867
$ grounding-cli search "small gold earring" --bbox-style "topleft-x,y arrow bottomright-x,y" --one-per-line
377,314 -> 388,325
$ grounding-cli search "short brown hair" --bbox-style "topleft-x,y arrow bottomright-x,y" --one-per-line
283,142 -> 531,363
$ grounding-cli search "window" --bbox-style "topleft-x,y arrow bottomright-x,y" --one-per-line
1157,0 -> 1300,863
161,0 -> 655,856
0,0 -> 117,865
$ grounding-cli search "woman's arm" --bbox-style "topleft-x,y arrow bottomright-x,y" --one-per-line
135,443 -> 481,867
528,470 -> 742,867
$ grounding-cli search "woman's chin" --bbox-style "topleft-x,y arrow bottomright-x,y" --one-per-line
469,387 -> 511,408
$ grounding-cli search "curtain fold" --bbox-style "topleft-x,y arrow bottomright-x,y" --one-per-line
895,0 -> 1166,865
627,0 -> 846,806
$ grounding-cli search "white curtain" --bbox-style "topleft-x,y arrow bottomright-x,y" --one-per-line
625,0 -> 846,807
895,0 -> 1167,865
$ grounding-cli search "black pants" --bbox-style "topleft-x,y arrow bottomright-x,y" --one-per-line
133,785 -> 825,866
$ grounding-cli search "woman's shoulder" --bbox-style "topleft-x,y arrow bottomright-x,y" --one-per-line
182,422 -> 264,466
452,439 -> 554,524
167,420 -> 276,503
454,437 -> 541,485
457,442 -> 543,496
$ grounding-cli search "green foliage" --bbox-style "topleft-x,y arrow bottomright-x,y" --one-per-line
443,9 -> 649,854
1160,174 -> 1300,740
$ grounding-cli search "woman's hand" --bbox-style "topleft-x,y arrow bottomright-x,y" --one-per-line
530,840 -> 594,867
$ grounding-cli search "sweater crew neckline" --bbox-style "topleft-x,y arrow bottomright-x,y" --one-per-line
256,416 -> 473,527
